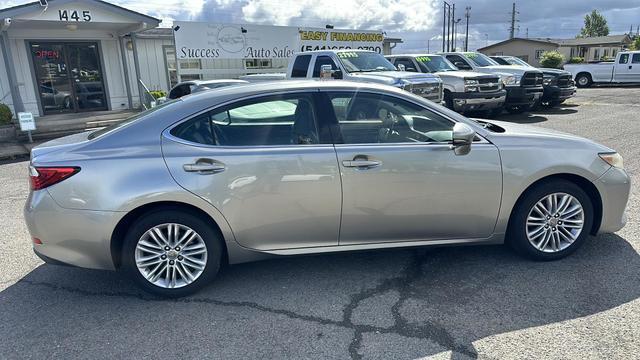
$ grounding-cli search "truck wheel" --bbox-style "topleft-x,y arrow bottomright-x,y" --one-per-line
575,73 -> 592,88
443,91 -> 455,111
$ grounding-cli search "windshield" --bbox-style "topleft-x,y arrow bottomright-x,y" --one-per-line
88,99 -> 180,139
505,57 -> 531,67
415,55 -> 457,72
463,52 -> 499,67
337,51 -> 397,72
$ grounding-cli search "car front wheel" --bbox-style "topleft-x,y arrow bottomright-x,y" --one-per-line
508,179 -> 594,260
123,209 -> 222,297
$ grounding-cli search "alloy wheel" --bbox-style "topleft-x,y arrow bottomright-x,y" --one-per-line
135,223 -> 208,289
526,192 -> 585,253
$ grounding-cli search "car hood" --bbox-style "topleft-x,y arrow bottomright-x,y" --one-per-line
435,70 -> 497,79
539,68 -> 572,76
350,71 -> 441,85
480,65 -> 541,75
475,119 -> 613,151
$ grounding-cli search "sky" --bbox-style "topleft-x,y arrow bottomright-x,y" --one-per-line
1,0 -> 640,51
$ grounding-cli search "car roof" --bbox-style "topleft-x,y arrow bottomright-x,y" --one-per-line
386,54 -> 443,57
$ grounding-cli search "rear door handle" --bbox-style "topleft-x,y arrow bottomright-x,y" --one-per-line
342,159 -> 382,168
183,159 -> 226,174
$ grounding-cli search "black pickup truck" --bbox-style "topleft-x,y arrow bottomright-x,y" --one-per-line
491,56 -> 576,108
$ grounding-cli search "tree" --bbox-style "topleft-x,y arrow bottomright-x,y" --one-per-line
578,10 -> 609,37
630,37 -> 640,50
540,51 -> 565,68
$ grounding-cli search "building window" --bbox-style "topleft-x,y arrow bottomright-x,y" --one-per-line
603,49 -> 609,58
535,50 -> 545,59
244,59 -> 273,69
179,59 -> 202,69
594,48 -> 600,60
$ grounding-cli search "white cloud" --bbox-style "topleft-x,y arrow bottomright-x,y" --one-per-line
241,0 -> 440,31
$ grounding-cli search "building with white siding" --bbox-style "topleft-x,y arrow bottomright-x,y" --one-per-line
0,0 -> 402,138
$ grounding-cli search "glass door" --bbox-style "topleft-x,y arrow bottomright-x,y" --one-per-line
31,43 -> 74,114
31,42 -> 107,114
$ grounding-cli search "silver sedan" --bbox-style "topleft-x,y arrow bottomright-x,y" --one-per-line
24,81 -> 630,296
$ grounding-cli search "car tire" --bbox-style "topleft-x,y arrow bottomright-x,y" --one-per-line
575,73 -> 592,88
507,179 -> 594,261
122,209 -> 223,297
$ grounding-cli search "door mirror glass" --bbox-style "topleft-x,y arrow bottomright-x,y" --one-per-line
451,122 -> 475,156
332,69 -> 343,79
397,63 -> 406,71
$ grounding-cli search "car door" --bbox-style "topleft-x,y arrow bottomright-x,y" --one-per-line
323,90 -> 502,245
161,92 -> 342,251
613,53 -> 631,82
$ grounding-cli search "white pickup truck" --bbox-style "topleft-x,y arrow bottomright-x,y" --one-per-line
386,54 -> 506,115
242,50 -> 444,103
564,51 -> 640,87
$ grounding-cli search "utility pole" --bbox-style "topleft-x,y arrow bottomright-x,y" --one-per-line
443,2 -> 451,52
526,28 -> 528,38
509,2 -> 518,39
450,3 -> 455,51
464,6 -> 470,51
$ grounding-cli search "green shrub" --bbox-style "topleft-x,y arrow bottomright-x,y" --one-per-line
0,104 -> 12,125
600,56 -> 614,62
567,56 -> 584,64
539,51 -> 565,68
149,90 -> 167,99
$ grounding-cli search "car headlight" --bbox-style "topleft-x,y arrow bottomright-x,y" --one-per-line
464,78 -> 479,92
502,75 -> 521,86
599,152 -> 624,169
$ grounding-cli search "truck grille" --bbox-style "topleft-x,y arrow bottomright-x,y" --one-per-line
477,77 -> 501,92
407,82 -> 442,102
521,72 -> 543,87
557,74 -> 573,87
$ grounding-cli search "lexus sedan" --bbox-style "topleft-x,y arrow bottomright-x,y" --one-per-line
25,81 -> 630,296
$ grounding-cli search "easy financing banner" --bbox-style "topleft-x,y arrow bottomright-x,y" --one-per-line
173,21 -> 384,60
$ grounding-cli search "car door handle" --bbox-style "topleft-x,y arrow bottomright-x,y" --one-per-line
183,160 -> 226,174
342,159 -> 381,168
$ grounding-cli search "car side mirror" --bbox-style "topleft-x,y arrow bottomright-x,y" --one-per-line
397,64 -> 406,71
451,123 -> 475,156
332,69 -> 343,79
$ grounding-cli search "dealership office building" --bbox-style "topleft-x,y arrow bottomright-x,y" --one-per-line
0,0 -> 401,138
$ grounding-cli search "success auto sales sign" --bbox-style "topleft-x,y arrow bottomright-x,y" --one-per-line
173,21 -> 384,59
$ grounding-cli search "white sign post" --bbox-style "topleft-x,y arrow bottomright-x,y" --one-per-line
18,112 -> 35,143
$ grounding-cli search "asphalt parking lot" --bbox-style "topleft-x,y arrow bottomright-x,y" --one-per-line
0,87 -> 638,359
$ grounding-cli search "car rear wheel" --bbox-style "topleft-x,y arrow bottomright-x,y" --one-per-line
123,209 -> 222,297
575,73 -> 592,88
508,179 -> 593,261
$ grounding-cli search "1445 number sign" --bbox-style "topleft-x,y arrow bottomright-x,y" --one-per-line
58,10 -> 92,22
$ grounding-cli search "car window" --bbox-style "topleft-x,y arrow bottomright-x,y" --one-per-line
312,56 -> 339,77
395,58 -> 418,72
618,54 -> 629,64
446,55 -> 473,70
328,92 -> 454,144
171,94 -> 321,146
291,55 -> 311,78
632,54 -> 640,64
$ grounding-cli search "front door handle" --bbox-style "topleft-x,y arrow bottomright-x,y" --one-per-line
342,159 -> 382,168
183,159 -> 226,174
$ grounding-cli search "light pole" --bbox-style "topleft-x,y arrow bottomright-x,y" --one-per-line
484,33 -> 489,47
464,6 -> 471,51
442,1 -> 451,52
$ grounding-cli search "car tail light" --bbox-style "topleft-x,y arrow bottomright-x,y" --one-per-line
32,237 -> 42,245
29,166 -> 80,191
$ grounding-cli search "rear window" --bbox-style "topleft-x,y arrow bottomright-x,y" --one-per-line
291,55 -> 311,78
88,99 -> 180,139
